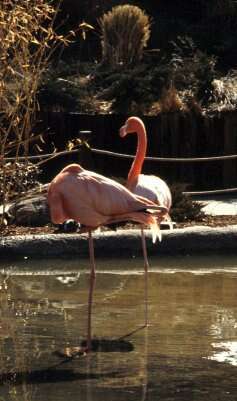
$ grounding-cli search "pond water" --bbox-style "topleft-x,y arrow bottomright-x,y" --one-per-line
1,255 -> 237,400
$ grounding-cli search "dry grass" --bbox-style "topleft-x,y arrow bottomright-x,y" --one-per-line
0,0 -> 70,220
152,86 -> 187,114
99,5 -> 151,66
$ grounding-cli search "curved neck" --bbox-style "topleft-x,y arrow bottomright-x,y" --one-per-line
127,124 -> 147,189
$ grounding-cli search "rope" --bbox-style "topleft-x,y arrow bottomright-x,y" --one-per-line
91,148 -> 237,162
184,187 -> 237,196
2,146 -> 237,163
2,146 -> 237,196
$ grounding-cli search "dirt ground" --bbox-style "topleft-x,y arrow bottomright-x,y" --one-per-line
1,215 -> 237,237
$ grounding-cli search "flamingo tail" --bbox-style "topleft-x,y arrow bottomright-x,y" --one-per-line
106,212 -> 161,243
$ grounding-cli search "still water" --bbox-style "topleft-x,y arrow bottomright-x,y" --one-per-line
1,255 -> 237,400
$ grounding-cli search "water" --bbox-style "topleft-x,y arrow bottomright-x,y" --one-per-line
1,255 -> 237,400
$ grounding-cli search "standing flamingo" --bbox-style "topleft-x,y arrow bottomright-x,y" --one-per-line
47,163 -> 167,353
119,116 -> 172,324
119,116 -> 172,211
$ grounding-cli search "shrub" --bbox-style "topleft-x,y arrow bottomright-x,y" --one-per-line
0,162 -> 41,204
99,5 -> 151,67
97,66 -> 154,113
157,85 -> 186,113
167,37 -> 217,106
207,70 -> 237,112
170,183 -> 204,222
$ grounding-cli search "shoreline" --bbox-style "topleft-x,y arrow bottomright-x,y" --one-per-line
1,225 -> 237,260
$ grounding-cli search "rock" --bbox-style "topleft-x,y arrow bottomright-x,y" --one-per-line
6,194 -> 79,231
7,195 -> 50,226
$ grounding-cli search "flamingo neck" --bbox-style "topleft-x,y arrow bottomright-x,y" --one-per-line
127,123 -> 147,189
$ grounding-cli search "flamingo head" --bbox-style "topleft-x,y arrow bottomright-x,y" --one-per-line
119,116 -> 144,138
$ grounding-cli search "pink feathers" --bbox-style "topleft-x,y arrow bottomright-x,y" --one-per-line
48,163 -> 167,242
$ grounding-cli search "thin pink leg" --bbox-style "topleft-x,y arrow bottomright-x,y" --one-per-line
141,227 -> 149,326
87,230 -> 96,351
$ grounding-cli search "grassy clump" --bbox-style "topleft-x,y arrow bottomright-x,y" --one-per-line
170,183 -> 205,222
99,5 -> 151,67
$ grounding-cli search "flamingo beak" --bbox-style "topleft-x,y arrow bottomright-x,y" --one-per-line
119,124 -> 127,138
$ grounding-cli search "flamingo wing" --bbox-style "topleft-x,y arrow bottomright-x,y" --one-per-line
48,165 -> 167,232
131,174 -> 172,211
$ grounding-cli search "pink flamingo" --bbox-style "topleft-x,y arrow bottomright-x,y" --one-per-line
120,116 -> 172,324
47,163 -> 167,353
120,116 -> 172,211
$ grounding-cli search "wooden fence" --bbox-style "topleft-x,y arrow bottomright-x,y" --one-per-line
37,111 -> 237,192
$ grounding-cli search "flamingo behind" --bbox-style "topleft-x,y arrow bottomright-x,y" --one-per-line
119,116 -> 172,213
47,163 -> 167,353
119,116 -> 172,324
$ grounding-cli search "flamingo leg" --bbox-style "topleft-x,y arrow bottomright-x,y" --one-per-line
86,229 -> 96,352
141,227 -> 149,327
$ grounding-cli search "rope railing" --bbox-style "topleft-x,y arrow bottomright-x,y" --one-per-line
184,187 -> 237,196
91,148 -> 237,162
2,146 -> 237,195
3,146 -> 237,163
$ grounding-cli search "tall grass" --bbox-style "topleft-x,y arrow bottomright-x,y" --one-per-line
99,5 -> 151,67
0,0 -> 70,223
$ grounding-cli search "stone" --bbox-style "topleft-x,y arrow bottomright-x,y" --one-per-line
7,195 -> 50,226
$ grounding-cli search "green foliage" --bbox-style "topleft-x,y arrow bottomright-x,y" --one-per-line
166,37 -> 217,105
94,65 -> 154,113
87,36 -> 221,114
99,5 -> 151,67
37,30 -> 236,115
38,63 -> 99,113
38,71 -> 79,111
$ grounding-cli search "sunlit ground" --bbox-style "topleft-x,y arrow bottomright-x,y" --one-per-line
1,255 -> 237,401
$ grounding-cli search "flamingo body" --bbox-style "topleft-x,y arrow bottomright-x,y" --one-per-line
48,163 -> 167,239
120,116 -> 172,215
129,174 -> 172,211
